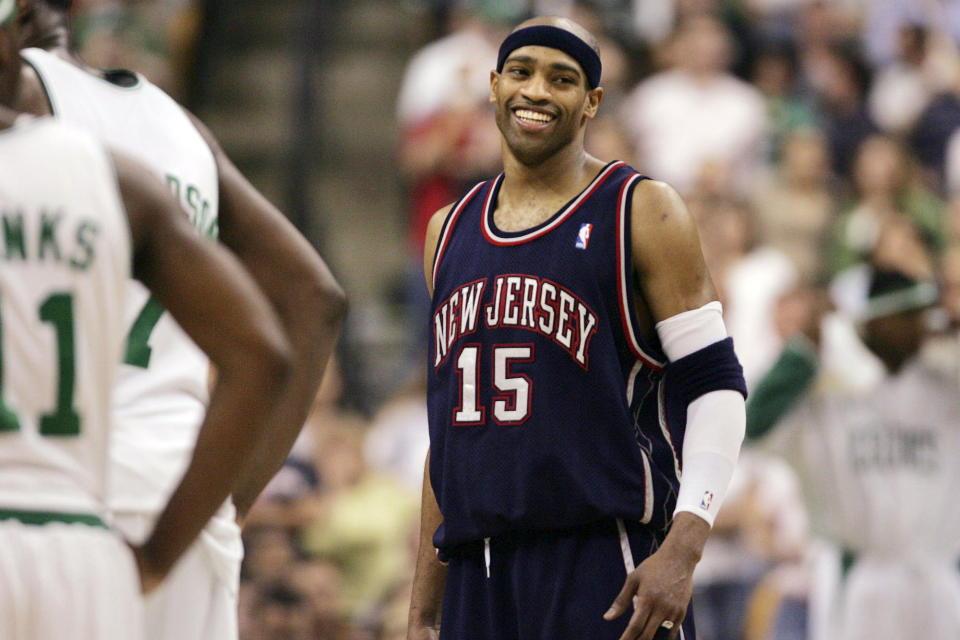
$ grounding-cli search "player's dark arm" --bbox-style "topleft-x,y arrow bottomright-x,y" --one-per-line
407,204 -> 453,640
408,451 -> 446,639
606,180 -> 745,640
185,111 -> 347,521
12,61 -> 52,116
114,150 -> 293,590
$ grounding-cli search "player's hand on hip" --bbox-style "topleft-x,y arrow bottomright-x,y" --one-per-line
128,543 -> 164,594
602,545 -> 694,640
406,623 -> 440,640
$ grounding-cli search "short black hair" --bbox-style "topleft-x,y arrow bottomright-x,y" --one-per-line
38,0 -> 72,11
868,268 -> 918,300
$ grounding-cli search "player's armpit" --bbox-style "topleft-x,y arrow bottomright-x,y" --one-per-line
113,149 -> 293,583
184,109 -> 347,520
629,180 -> 717,323
423,203 -> 455,298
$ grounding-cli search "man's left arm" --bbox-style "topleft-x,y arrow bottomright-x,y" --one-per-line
186,112 -> 348,521
603,180 -> 746,640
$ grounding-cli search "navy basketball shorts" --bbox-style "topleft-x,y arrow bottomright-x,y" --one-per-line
439,519 -> 696,640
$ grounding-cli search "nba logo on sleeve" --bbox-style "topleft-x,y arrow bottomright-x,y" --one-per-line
700,490 -> 714,510
575,223 -> 593,250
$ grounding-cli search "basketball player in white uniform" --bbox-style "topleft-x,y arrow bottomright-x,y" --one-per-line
747,268 -> 960,640
13,2 -> 346,638
0,4 -> 295,635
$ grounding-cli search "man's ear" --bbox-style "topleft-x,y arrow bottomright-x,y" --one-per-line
489,69 -> 499,103
583,86 -> 603,120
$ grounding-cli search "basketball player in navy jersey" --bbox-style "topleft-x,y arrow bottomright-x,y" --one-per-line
408,16 -> 747,640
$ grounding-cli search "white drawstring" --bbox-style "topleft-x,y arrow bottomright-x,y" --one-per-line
483,537 -> 491,578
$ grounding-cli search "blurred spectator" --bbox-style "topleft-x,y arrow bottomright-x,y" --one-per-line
751,128 -> 836,281
245,360 -> 367,531
300,423 -> 419,623
249,582 -> 316,640
243,525 -> 300,587
693,197 -> 798,385
291,559 -> 351,639
364,373 -> 430,495
693,450 -> 810,640
620,14 -> 769,196
751,40 -> 818,163
811,42 -> 878,180
862,0 -> 960,69
868,23 -> 937,136
746,256 -> 960,640
567,3 -> 633,99
71,0 -> 198,98
827,134 -> 945,276
585,113 -> 636,164
908,91 -> 960,192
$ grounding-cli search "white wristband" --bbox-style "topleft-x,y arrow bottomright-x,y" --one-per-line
655,300 -> 726,361
672,389 -> 745,527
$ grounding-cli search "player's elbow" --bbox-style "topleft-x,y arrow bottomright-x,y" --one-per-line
315,275 -> 348,330
244,327 -> 295,396
293,271 -> 348,346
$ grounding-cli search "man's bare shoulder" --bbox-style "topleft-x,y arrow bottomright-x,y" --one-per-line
424,202 -> 457,260
15,62 -> 51,116
631,179 -> 692,229
423,202 -> 458,296
428,202 -> 456,231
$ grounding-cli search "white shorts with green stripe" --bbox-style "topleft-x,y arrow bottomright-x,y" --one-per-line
0,515 -> 145,640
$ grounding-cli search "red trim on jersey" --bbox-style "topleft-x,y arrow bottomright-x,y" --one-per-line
616,173 -> 665,371
432,181 -> 487,292
481,161 -> 626,246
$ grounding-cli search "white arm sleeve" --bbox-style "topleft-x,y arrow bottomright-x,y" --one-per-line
655,301 -> 746,527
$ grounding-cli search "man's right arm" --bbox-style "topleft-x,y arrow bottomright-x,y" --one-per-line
407,204 -> 453,639
408,451 -> 446,639
185,112 -> 348,521
114,150 -> 292,590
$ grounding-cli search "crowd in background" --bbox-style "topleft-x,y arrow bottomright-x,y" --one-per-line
58,0 -> 960,638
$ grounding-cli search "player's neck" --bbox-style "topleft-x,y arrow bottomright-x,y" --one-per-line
501,142 -> 603,199
494,145 -> 607,232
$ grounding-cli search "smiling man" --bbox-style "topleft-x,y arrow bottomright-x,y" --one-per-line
408,15 -> 747,640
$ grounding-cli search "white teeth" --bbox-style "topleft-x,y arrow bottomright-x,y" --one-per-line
514,109 -> 553,123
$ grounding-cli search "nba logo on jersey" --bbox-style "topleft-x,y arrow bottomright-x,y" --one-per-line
700,490 -> 714,510
575,223 -> 593,250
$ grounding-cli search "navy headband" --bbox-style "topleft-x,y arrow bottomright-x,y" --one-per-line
497,25 -> 602,89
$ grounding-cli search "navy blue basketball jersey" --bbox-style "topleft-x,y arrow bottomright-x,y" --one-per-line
427,161 -> 689,551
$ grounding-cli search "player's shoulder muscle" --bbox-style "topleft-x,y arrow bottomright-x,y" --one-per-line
629,179 -> 703,275
629,178 -> 716,319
